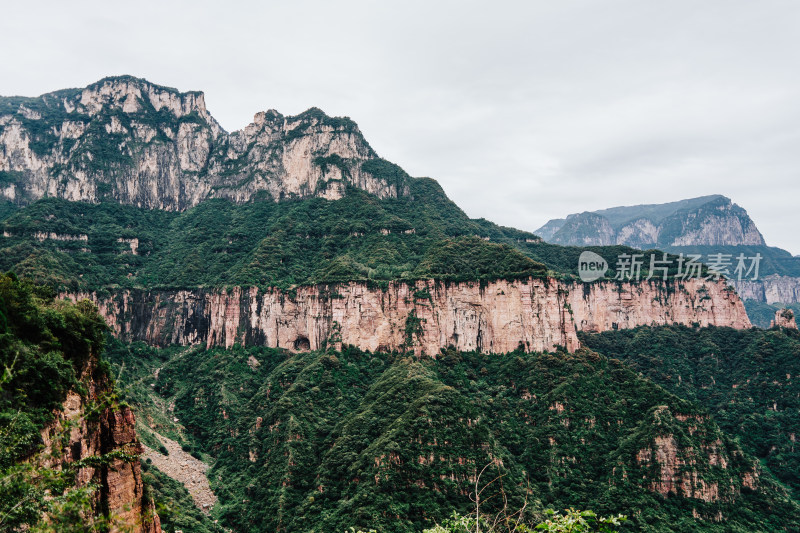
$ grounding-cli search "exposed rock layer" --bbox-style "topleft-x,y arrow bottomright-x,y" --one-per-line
64,277 -> 750,354
771,308 -> 798,329
40,363 -> 161,532
536,195 -> 765,248
731,275 -> 800,304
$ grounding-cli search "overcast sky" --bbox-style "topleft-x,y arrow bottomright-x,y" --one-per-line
2,0 -> 799,252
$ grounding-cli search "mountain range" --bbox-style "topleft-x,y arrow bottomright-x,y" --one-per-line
536,195 -> 800,325
2,76 -> 800,532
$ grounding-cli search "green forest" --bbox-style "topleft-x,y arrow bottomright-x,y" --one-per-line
102,331 -> 800,533
0,181 -> 694,293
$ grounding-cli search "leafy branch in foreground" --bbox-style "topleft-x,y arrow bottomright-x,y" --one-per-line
422,463 -> 625,533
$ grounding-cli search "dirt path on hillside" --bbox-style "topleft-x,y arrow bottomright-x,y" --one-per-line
144,433 -> 217,513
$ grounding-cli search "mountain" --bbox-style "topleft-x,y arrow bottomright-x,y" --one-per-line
535,195 -> 765,248
0,76 -> 406,211
581,325 -> 800,503
2,77 -> 797,532
536,196 -> 800,310
0,273 -> 160,531
105,339 -> 800,533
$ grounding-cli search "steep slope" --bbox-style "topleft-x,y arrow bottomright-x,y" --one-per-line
581,325 -> 800,501
536,195 -> 765,248
536,195 -> 800,307
0,179 -> 547,291
0,273 -> 160,531
106,342 -> 800,533
0,76 -> 406,210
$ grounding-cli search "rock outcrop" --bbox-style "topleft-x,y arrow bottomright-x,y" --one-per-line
730,274 -> 800,304
63,277 -> 750,355
0,76 -> 408,210
40,362 -> 161,532
771,308 -> 798,329
626,406 -> 761,513
536,195 -> 765,248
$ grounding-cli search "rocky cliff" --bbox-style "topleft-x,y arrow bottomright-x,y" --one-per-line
63,277 -> 750,355
536,195 -> 765,248
730,274 -> 800,304
0,76 -> 407,210
618,406 -> 762,519
39,359 -> 161,532
771,308 -> 798,329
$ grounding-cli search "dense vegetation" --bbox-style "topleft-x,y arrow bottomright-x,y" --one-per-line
107,340 -> 800,533
0,182 -> 553,291
662,245 -> 800,278
0,180 -> 706,293
581,325 -> 800,501
0,272 -> 116,529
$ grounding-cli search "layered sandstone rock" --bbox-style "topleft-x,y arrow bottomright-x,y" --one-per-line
64,277 -> 750,355
40,364 -> 161,532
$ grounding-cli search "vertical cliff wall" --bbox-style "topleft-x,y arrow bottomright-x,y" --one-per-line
0,76 -> 408,210
64,277 -> 750,355
730,274 -> 800,304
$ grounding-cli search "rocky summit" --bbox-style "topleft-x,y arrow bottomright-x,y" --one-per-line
535,195 -> 765,248
0,76 -> 407,211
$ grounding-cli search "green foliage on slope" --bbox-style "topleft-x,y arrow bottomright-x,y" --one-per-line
107,341 -> 800,533
662,245 -> 800,278
581,325 -> 800,501
0,273 -> 114,529
0,179 -> 550,291
141,460 -> 224,533
744,301 -> 800,329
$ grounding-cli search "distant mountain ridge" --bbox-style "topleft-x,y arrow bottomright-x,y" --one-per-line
536,195 -> 765,248
0,75 -> 407,211
537,195 -> 800,307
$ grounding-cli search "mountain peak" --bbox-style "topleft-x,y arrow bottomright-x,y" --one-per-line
0,77 -> 404,210
536,194 -> 765,248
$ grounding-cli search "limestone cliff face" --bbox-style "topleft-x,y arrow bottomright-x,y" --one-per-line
730,274 -> 800,304
63,278 -> 750,355
40,361 -> 161,532
0,76 -> 407,210
666,199 -> 764,246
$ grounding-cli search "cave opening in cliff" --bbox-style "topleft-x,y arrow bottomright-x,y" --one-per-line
293,336 -> 311,351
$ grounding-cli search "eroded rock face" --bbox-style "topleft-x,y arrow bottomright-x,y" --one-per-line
0,76 -> 407,210
731,274 -> 800,304
617,406 -> 762,522
63,277 -> 750,355
40,363 -> 161,532
536,195 -> 766,248
771,308 -> 798,329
